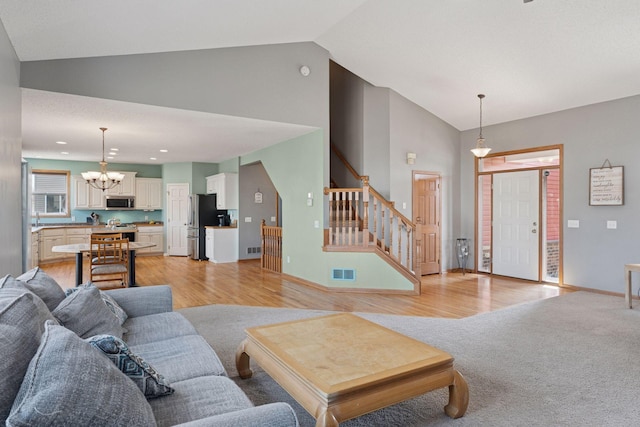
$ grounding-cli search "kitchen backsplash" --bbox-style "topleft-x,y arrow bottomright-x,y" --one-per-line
35,209 -> 163,225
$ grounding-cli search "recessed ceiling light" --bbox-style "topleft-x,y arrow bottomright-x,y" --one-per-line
159,149 -> 168,153
56,141 -> 67,145
107,156 -> 114,160
108,152 -> 117,156
61,151 -> 69,155
150,157 -> 157,160
111,148 -> 119,151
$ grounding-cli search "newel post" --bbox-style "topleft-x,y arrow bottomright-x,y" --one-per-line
362,176 -> 370,247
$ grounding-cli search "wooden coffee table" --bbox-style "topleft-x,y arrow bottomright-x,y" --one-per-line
236,313 -> 468,426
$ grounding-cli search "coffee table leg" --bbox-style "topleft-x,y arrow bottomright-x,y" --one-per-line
315,408 -> 338,427
235,339 -> 253,379
444,370 -> 469,418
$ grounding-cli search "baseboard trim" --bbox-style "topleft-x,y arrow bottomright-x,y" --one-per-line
281,273 -> 419,296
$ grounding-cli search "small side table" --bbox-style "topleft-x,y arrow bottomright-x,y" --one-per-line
624,264 -> 640,308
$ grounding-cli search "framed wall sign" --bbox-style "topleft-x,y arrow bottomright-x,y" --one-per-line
589,164 -> 624,206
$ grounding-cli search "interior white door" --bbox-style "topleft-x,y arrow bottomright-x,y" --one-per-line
166,183 -> 190,256
492,170 -> 539,281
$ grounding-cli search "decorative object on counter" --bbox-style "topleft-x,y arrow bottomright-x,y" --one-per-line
90,212 -> 100,225
471,94 -> 492,158
81,127 -> 124,192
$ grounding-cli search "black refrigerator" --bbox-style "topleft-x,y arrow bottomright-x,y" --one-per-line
186,194 -> 227,260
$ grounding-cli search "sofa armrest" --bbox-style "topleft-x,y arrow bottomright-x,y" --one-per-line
104,285 -> 173,317
172,403 -> 299,427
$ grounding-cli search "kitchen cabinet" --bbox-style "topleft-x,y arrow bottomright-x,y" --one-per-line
30,231 -> 39,268
205,173 -> 238,209
205,227 -> 238,263
66,227 -> 91,245
136,178 -> 163,210
137,226 -> 164,254
40,228 -> 66,261
105,172 -> 137,196
72,175 -> 105,209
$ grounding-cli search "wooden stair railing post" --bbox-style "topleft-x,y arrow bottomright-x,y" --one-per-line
362,177 -> 369,247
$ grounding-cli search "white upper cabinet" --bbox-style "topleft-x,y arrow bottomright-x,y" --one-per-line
136,178 -> 163,210
205,173 -> 238,209
72,175 -> 105,209
105,172 -> 137,196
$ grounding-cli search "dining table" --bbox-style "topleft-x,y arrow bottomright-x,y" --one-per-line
52,241 -> 156,287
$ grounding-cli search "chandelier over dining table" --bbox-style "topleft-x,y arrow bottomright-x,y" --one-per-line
81,127 -> 124,191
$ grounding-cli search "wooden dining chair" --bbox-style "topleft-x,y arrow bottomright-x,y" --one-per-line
90,237 -> 129,287
89,233 -> 123,264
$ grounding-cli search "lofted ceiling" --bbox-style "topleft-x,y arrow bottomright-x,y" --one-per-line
2,0 -> 640,164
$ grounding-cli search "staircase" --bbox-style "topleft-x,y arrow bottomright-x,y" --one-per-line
325,144 -> 421,290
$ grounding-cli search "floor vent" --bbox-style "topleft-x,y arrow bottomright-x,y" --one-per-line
331,268 -> 356,281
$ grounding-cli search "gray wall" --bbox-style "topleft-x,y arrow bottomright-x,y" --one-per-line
0,19 -> 22,275
330,62 -> 364,188
238,162 -> 277,260
388,90 -> 461,270
21,42 -> 329,131
460,95 -> 640,293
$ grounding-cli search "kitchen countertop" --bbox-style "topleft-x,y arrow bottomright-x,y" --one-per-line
32,222 -> 163,232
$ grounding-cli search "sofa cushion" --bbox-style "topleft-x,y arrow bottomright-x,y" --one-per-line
131,335 -> 227,383
87,334 -> 174,399
66,283 -> 128,324
123,311 -> 198,346
149,376 -> 253,427
7,321 -> 156,427
16,267 -> 66,312
53,283 -> 124,339
0,281 -> 57,423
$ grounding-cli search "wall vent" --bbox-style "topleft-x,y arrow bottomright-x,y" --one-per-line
246,247 -> 261,254
331,268 -> 356,281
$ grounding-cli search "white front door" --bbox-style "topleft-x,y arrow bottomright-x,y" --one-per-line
492,170 -> 539,281
166,183 -> 190,256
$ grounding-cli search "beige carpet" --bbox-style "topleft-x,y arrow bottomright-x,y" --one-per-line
180,292 -> 640,426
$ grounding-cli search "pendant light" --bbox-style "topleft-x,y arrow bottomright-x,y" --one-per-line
81,127 -> 124,191
471,94 -> 492,158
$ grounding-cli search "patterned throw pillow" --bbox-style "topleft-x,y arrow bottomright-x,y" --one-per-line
65,283 -> 128,324
87,334 -> 174,399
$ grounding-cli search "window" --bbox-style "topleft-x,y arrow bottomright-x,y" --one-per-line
31,170 -> 70,217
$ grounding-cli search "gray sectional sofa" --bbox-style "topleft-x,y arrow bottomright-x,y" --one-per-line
1,268 -> 299,426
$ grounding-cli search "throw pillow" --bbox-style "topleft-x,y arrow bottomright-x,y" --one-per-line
0,281 -> 57,423
7,321 -> 156,427
16,267 -> 66,311
53,284 -> 124,339
87,334 -> 174,399
66,283 -> 128,325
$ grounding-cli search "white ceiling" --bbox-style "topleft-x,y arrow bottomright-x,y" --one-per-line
2,0 -> 640,164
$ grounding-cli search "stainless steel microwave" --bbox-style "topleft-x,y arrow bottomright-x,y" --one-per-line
105,196 -> 135,210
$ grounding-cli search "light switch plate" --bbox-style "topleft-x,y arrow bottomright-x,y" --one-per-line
567,220 -> 579,228
244,217 -> 252,223
607,220 -> 617,229
271,216 -> 276,222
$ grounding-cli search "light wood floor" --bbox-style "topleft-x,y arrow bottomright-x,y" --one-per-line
40,255 -> 573,318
